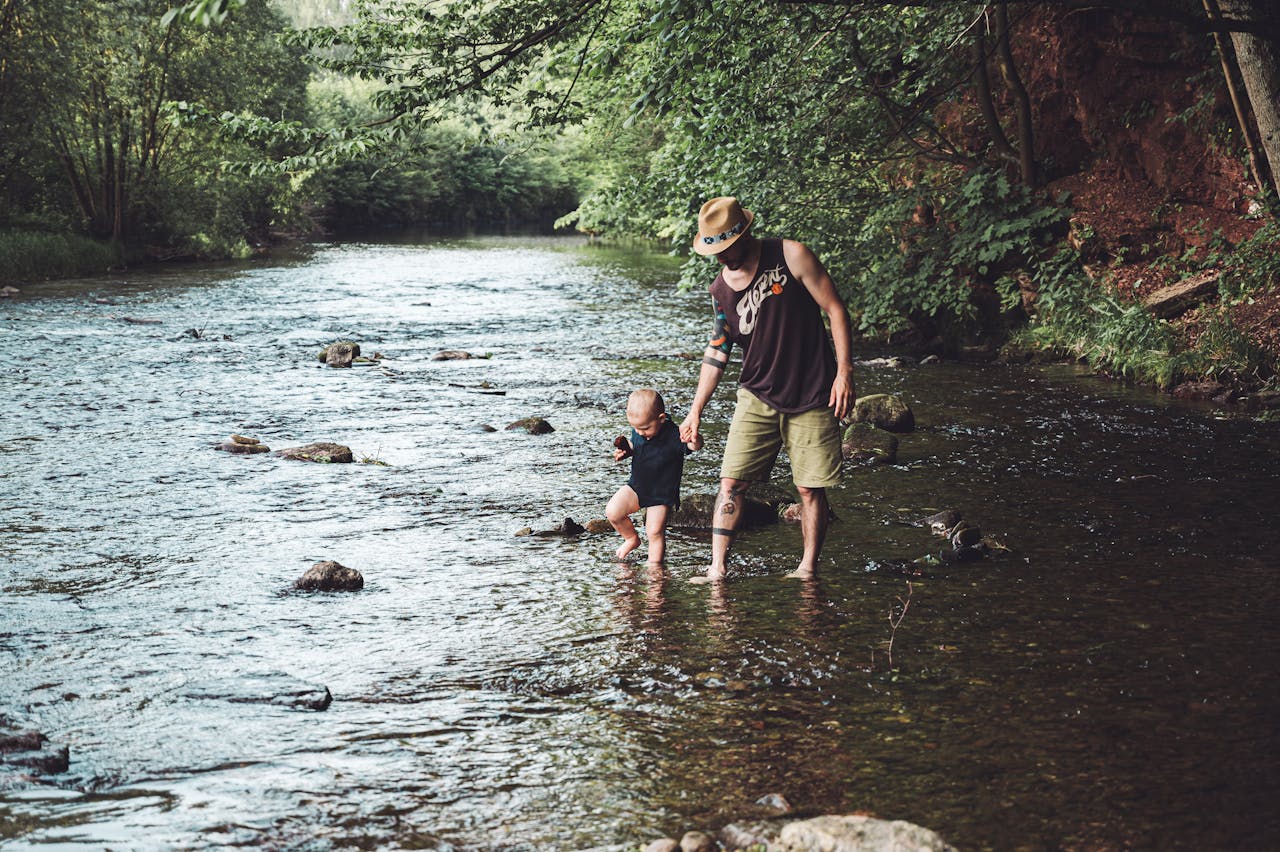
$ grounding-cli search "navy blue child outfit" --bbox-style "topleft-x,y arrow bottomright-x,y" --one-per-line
628,418 -> 692,509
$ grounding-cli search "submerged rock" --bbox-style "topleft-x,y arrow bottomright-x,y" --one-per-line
1171,380 -> 1229,402
431,350 -> 474,360
184,674 -> 333,711
506,417 -> 555,434
842,422 -> 899,463
294,560 -> 364,591
851,393 -> 915,433
276,442 -> 353,463
0,728 -> 70,776
921,510 -> 963,535
857,356 -> 910,368
584,518 -> 613,534
950,525 -> 983,548
778,502 -> 838,524
779,814 -> 957,851
529,517 -> 586,537
666,492 -> 779,531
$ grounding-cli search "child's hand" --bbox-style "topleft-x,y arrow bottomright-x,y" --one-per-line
613,435 -> 632,461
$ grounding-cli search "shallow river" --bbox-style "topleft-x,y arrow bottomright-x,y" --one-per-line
2,237 -> 1278,850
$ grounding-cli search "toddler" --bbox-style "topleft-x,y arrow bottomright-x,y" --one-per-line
606,389 -> 701,563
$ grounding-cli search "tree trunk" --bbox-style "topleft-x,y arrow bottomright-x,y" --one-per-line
993,3 -> 1038,187
1221,0 -> 1280,199
1203,0 -> 1273,196
971,28 -> 1017,162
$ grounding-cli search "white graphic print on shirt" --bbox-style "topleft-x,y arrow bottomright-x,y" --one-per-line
735,264 -> 788,335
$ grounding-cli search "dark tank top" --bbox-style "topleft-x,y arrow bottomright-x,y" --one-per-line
709,239 -> 835,413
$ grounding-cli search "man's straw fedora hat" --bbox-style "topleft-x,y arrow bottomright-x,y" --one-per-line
693,197 -> 754,256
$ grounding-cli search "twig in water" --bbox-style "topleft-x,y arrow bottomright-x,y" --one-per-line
879,580 -> 913,670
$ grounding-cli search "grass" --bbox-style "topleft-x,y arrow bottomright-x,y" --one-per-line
1014,243 -> 1278,392
0,229 -> 123,282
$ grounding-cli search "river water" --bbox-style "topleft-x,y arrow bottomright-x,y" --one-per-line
1,236 -> 1277,850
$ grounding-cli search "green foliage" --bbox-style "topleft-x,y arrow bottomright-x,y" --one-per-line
852,169 -> 1067,333
1017,252 -> 1184,387
1218,219 -> 1280,301
305,77 -> 586,229
0,0 -> 312,259
0,230 -> 124,281
1015,243 -> 1277,390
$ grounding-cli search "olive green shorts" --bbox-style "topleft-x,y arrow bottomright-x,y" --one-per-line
720,387 -> 842,488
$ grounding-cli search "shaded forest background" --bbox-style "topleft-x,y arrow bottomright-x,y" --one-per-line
1,0 -> 1277,399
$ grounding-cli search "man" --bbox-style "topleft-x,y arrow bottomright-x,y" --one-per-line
679,197 -> 855,582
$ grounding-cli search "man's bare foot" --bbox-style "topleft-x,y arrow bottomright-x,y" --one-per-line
689,565 -> 727,584
615,536 -> 641,560
785,566 -> 815,579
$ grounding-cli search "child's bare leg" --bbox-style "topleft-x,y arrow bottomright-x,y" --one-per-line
643,504 -> 670,565
606,486 -> 642,560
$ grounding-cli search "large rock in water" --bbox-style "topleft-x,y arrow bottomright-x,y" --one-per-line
665,492 -> 778,530
276,442 -> 353,463
779,815 -> 957,851
319,341 -> 360,368
851,393 -> 915,433
294,560 -> 364,591
842,422 -> 899,463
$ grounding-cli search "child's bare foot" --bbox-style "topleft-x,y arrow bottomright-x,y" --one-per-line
615,536 -> 641,560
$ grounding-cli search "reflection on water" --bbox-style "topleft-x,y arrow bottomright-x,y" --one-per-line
2,236 -> 1278,849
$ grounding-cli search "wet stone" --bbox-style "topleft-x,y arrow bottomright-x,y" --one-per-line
951,525 -> 983,548
922,510 -> 963,535
529,517 -> 585,536
294,560 -> 364,592
216,440 -> 270,454
679,830 -> 715,852
755,792 -> 794,815
0,728 -> 70,776
851,393 -> 915,433
643,840 -> 679,852
320,341 -> 361,368
720,821 -> 783,850
276,442 -> 353,463
506,417 -> 554,434
666,492 -> 779,531
778,814 -> 957,851
431,350 -> 474,360
779,502 -> 838,524
842,422 -> 899,463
